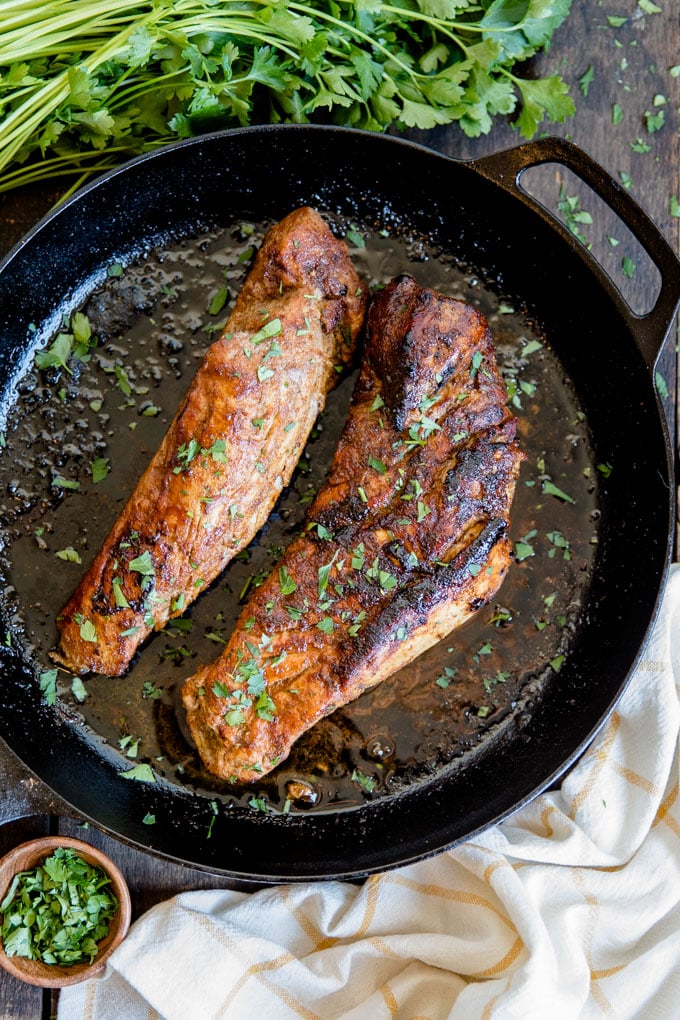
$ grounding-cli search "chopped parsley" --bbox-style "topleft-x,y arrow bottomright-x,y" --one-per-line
250,318 -> 282,344
173,439 -> 201,472
483,671 -> 509,695
367,456 -> 387,475
366,558 -> 398,591
141,680 -> 162,700
514,529 -> 537,561
578,65 -> 594,97
546,531 -> 571,560
39,668 -> 58,705
52,476 -> 80,491
317,551 -> 339,599
278,566 -> 297,596
351,769 -> 377,794
436,666 -> 457,689
77,617 -> 97,643
208,284 -> 228,316
173,437 -> 227,473
55,547 -> 82,564
0,848 -> 118,966
469,350 -> 484,380
351,544 -> 365,570
70,675 -> 88,703
542,479 -> 576,504
118,763 -> 156,782
254,691 -> 276,721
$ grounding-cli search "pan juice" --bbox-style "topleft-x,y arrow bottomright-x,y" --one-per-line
0,215 -> 598,815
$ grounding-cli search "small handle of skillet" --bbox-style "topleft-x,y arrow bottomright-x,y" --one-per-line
470,136 -> 680,375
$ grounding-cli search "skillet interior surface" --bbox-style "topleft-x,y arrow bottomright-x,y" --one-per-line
0,127 -> 672,879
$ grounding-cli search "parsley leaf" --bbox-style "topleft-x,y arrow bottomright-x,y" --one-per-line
208,284 -> 228,316
35,333 -> 73,374
351,769 -> 376,793
118,763 -> 156,782
278,566 -> 297,596
39,668 -> 58,705
542,479 -> 576,504
367,456 -> 387,475
128,550 -> 155,577
90,457 -> 109,484
578,65 -> 594,97
514,75 -> 575,140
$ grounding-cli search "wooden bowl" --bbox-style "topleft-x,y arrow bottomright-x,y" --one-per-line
0,835 -> 131,987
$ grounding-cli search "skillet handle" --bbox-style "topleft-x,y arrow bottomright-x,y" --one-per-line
469,136 -> 680,375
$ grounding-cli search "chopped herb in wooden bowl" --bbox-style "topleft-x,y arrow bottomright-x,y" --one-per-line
1,847 -> 117,965
0,837 -> 130,988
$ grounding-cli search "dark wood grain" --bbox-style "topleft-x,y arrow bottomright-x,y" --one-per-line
0,819 -> 48,1020
0,3 -> 677,1014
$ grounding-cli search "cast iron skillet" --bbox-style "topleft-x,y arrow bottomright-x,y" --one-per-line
0,126 -> 677,881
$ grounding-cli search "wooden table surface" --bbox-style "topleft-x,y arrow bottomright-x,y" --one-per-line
0,3 -> 678,1016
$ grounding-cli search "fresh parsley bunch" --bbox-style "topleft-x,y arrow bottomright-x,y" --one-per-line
0,0 -> 574,193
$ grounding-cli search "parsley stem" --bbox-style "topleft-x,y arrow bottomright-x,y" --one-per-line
0,146 -> 137,193
0,0 -> 145,60
378,3 -> 523,36
0,26 -> 141,168
161,16 -> 301,60
286,1 -> 421,84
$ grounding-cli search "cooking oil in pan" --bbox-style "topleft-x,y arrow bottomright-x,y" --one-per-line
0,217 -> 598,815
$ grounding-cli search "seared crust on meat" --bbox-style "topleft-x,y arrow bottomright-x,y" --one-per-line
182,275 -> 524,782
53,208 -> 365,676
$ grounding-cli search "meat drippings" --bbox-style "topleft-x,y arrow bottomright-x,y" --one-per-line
0,218 -> 599,815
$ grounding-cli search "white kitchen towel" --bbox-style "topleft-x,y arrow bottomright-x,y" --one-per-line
58,563 -> 680,1020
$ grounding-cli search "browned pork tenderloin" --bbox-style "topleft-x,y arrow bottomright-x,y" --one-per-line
182,274 -> 524,781
53,207 -> 365,676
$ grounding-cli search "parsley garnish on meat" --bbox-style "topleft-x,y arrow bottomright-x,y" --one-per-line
75,615 -> 97,643
278,566 -> 297,597
173,439 -> 201,473
111,579 -> 130,607
128,550 -> 155,583
250,319 -> 282,345
365,558 -> 398,592
173,437 -> 228,473
317,551 -> 339,599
